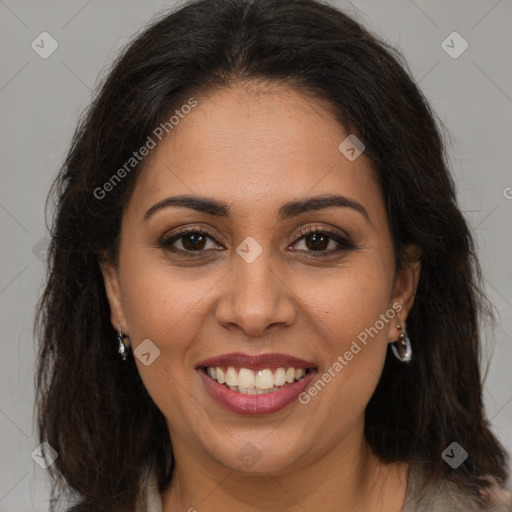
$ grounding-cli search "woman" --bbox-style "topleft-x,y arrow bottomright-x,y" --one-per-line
35,0 -> 511,510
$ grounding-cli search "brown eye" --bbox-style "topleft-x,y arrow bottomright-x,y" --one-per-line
160,229 -> 221,254
302,233 -> 331,251
291,227 -> 355,256
179,232 -> 207,251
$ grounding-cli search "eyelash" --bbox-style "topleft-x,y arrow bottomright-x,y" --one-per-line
159,225 -> 356,258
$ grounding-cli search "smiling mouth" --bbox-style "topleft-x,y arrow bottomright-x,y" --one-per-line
200,366 -> 313,394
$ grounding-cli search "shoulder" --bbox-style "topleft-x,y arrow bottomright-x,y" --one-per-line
135,462 -> 163,512
477,474 -> 512,511
402,462 -> 512,512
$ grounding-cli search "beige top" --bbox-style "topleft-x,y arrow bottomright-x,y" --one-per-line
136,462 -> 512,511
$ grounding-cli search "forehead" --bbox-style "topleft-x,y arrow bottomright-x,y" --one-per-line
127,83 -> 383,223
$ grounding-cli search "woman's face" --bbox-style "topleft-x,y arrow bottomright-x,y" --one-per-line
102,82 -> 420,475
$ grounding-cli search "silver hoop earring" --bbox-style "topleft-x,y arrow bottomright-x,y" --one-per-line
391,323 -> 412,363
117,323 -> 129,361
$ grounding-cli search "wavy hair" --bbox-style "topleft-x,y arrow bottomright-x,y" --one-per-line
35,0 -> 509,509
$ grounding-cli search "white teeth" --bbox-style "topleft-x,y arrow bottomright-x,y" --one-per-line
225,367 -> 238,387
274,367 -> 286,386
255,369 -> 274,390
238,387 -> 267,395
295,368 -> 306,380
205,365 -> 310,393
238,368 -> 255,389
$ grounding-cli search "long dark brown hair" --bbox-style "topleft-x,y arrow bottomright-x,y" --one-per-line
34,0 -> 509,509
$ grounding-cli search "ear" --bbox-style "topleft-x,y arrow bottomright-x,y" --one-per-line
99,255 -> 129,334
388,243 -> 421,341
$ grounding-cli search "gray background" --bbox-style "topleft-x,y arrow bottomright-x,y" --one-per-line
1,0 -> 511,510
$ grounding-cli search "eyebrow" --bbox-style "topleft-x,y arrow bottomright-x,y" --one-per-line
144,194 -> 370,223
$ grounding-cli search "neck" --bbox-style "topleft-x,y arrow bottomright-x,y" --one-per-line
161,424 -> 408,511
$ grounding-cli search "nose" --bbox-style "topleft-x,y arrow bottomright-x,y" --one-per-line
214,248 -> 297,337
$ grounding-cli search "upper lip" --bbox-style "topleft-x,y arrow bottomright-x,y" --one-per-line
196,352 -> 316,370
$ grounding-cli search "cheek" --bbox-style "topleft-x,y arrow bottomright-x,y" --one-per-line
312,256 -> 394,350
120,261 -> 217,352
305,254 -> 395,406
117,251 -> 221,421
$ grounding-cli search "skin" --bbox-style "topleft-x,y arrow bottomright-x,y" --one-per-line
101,81 -> 421,511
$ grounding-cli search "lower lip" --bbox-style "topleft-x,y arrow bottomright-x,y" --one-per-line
198,368 -> 317,415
